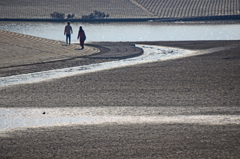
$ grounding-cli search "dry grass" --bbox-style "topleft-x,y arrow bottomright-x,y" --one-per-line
1,0 -> 239,19
134,0 -> 240,18
0,0 -> 150,19
0,0 -> 239,19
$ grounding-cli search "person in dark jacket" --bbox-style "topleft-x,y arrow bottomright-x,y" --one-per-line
77,26 -> 86,49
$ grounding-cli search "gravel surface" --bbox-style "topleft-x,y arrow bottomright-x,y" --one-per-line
1,123 -> 239,159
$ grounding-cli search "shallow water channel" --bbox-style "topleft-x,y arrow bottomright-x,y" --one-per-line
0,22 -> 240,42
1,106 -> 240,135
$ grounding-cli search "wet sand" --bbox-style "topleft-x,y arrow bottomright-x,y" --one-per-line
1,39 -> 239,106
0,31 -> 240,158
1,123 -> 239,159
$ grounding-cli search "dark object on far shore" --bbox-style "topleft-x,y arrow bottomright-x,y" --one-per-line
67,14 -> 75,19
51,12 -> 65,19
82,10 -> 109,19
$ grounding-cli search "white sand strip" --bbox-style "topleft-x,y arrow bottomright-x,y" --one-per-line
0,44 -> 232,87
0,107 -> 240,136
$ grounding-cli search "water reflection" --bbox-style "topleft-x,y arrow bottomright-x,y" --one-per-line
0,22 -> 239,42
1,107 -> 240,135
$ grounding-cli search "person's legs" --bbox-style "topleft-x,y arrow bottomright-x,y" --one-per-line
66,34 -> 71,45
80,38 -> 84,49
69,34 -> 71,46
66,35 -> 68,45
82,39 -> 84,49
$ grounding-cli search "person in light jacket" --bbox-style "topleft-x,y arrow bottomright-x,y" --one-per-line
64,21 -> 73,46
77,26 -> 86,49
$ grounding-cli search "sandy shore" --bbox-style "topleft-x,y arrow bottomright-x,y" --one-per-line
0,31 -> 240,158
0,30 -> 143,77
0,30 -> 100,68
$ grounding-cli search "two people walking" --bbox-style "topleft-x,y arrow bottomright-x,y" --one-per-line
64,22 -> 86,49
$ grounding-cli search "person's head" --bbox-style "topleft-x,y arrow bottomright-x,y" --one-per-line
79,26 -> 83,32
67,21 -> 70,25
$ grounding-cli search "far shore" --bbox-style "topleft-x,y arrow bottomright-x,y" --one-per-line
1,15 -> 240,24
